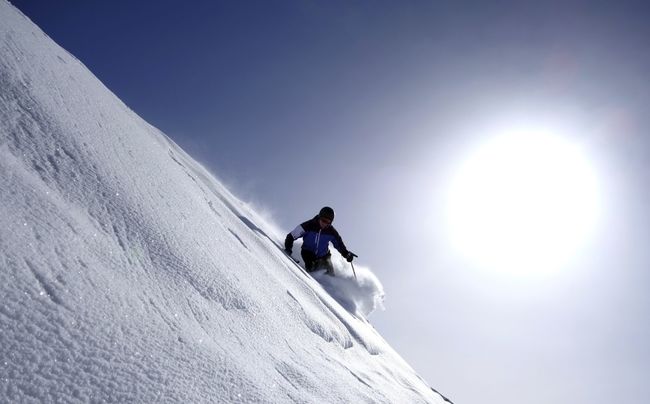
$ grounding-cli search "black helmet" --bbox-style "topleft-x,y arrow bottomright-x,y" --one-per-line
318,206 -> 335,221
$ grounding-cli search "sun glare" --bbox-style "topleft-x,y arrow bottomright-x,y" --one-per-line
445,129 -> 601,279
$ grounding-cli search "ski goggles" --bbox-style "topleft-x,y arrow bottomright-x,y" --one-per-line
319,217 -> 332,226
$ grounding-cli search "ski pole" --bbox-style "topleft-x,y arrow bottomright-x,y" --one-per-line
349,252 -> 358,280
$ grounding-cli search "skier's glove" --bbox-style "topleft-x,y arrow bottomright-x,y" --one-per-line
285,248 -> 292,256
345,252 -> 354,262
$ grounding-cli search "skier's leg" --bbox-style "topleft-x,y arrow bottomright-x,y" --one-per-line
301,249 -> 316,272
321,256 -> 335,276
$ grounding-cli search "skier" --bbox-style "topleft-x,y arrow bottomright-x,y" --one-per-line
284,206 -> 354,274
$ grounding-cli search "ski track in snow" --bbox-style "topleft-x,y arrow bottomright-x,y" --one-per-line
0,1 -> 448,403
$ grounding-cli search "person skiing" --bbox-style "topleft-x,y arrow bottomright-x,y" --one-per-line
285,206 -> 354,274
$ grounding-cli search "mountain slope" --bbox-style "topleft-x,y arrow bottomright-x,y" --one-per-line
0,2 -> 445,402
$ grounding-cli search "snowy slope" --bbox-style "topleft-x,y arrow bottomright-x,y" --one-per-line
0,2 -> 446,402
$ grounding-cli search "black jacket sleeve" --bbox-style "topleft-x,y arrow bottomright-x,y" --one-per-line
284,233 -> 294,251
333,230 -> 349,257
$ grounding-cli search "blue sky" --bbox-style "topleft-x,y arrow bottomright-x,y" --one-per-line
13,1 -> 650,403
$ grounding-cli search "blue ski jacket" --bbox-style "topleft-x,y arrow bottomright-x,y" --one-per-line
285,216 -> 349,259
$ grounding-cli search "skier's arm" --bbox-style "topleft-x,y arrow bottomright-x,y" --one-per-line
284,225 -> 305,252
332,231 -> 350,258
335,236 -> 354,262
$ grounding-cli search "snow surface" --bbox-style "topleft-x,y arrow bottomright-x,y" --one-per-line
0,2 -> 446,402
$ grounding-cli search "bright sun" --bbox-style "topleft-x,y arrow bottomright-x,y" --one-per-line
445,130 -> 601,278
